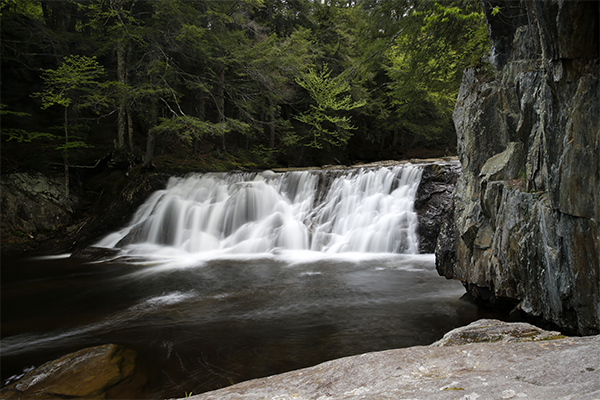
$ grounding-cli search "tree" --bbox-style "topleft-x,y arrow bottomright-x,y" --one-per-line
83,0 -> 141,150
294,65 -> 365,150
2,0 -> 491,172
32,54 -> 105,203
385,0 -> 489,145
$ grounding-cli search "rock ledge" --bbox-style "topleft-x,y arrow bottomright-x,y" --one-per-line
178,319 -> 599,400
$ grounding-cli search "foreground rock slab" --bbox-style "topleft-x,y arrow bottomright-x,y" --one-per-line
181,320 -> 600,400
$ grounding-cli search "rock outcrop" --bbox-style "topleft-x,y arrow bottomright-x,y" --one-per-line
0,344 -> 147,399
436,0 -> 599,334
175,319 -> 600,400
1,172 -> 78,254
1,172 -> 77,234
0,168 -> 168,256
414,159 -> 461,253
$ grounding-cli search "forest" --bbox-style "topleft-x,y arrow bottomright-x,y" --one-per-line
1,0 -> 490,175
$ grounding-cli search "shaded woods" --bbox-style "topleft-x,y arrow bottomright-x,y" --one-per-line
1,0 -> 489,173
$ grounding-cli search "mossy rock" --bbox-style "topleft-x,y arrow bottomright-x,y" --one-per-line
432,319 -> 565,347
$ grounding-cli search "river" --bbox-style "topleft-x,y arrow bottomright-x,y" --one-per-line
1,165 -> 501,398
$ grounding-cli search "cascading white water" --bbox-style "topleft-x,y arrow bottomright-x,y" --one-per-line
96,165 -> 423,255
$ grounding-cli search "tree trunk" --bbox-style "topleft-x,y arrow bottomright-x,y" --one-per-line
392,127 -> 400,148
127,110 -> 134,149
63,106 -> 70,206
116,42 -> 127,149
143,129 -> 156,169
378,131 -> 388,158
126,41 -> 134,150
143,100 -> 158,169
268,97 -> 275,149
193,97 -> 206,157
217,62 -> 226,153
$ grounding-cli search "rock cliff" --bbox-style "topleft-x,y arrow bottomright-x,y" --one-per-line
1,172 -> 79,254
414,159 -> 461,253
436,0 -> 599,334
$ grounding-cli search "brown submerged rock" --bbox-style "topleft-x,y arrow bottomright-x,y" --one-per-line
0,344 -> 147,399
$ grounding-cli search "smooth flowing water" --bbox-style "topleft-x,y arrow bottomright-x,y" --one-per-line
1,165 -> 499,398
97,165 -> 423,254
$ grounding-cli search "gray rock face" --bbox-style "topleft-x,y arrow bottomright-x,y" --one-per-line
0,168 -> 169,255
0,172 -> 76,237
178,320 -> 600,400
436,0 -> 600,334
414,159 -> 461,253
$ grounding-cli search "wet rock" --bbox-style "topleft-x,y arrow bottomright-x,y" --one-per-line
0,167 -> 169,256
414,160 -> 461,253
178,320 -> 600,400
0,344 -> 147,399
0,172 -> 80,255
479,142 -> 524,182
437,0 -> 600,334
70,246 -> 121,261
1,172 -> 76,235
433,205 -> 456,279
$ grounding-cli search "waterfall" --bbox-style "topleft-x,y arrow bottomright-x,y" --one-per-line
96,165 -> 423,256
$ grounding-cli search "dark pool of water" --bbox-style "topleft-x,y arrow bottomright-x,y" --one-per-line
1,252 -> 501,398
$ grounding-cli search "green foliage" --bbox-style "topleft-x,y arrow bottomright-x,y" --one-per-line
0,0 -> 43,19
295,65 -> 365,149
31,54 -> 105,157
153,116 -> 253,145
55,140 -> 94,152
0,104 -> 56,143
384,0 -> 489,143
33,55 -> 105,110
2,0 -> 492,168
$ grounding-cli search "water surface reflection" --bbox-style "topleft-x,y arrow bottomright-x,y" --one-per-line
1,253 -> 498,398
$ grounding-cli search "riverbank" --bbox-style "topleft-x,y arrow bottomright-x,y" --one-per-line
176,319 -> 599,400
3,319 -> 597,399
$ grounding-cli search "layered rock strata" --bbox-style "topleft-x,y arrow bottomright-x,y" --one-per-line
436,0 -> 599,334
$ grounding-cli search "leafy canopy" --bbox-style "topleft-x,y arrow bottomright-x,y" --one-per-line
34,55 -> 105,110
295,65 -> 366,149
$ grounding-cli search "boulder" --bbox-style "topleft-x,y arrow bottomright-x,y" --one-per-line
176,319 -> 600,400
479,142 -> 524,182
0,344 -> 147,399
431,318 -> 563,346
